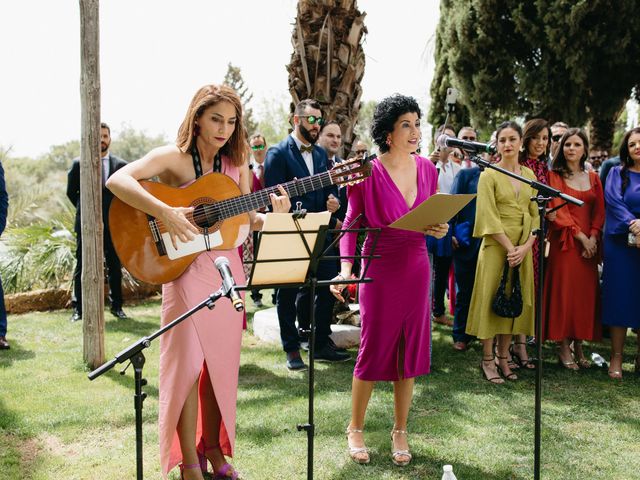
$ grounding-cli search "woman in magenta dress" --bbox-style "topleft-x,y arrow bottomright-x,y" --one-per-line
543,128 -> 605,369
330,95 -> 447,467
107,85 -> 289,480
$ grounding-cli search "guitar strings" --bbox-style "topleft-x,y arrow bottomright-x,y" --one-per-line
149,164 -> 363,234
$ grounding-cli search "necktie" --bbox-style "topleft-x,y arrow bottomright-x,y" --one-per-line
300,144 -> 314,154
257,164 -> 264,187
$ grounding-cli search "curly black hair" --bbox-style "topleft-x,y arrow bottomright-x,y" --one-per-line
371,94 -> 421,153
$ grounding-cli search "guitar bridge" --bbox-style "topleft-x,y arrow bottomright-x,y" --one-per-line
148,216 -> 167,257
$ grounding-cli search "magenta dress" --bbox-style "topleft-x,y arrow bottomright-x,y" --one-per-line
340,155 -> 438,381
159,156 -> 246,478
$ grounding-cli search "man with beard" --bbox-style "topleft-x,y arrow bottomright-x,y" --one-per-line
317,120 -> 347,227
67,122 -> 128,322
264,99 -> 349,370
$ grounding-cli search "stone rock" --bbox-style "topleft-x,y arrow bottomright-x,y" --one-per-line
252,306 -> 361,349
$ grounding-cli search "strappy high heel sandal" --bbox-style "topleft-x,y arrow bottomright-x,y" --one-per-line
390,428 -> 412,466
495,355 -> 518,381
608,352 -> 623,379
346,427 -> 370,464
197,439 -> 240,479
510,342 -> 535,369
179,463 -> 201,480
480,355 -> 504,384
557,345 -> 579,371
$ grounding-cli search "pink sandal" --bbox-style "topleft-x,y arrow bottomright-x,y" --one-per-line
197,439 -> 239,479
179,462 -> 201,480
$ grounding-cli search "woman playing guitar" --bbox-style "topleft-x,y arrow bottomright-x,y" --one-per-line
106,84 -> 290,480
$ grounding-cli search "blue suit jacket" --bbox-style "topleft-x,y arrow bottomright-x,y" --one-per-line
264,135 -> 338,226
0,161 -> 8,236
451,167 -> 482,261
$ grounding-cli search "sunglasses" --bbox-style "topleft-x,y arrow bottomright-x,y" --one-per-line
552,135 -> 563,142
589,155 -> 605,160
300,115 -> 325,126
461,136 -> 477,141
355,149 -> 368,155
251,144 -> 266,151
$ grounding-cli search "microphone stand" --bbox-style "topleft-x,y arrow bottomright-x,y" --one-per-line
468,152 -> 583,480
87,273 -> 241,480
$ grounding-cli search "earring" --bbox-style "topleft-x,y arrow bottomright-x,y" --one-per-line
193,124 -> 200,137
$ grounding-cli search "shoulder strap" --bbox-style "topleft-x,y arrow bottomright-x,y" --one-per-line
191,144 -> 203,179
191,145 -> 222,179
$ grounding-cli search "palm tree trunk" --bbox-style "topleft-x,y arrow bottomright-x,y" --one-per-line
288,0 -> 367,155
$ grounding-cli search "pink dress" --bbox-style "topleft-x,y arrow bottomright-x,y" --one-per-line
340,155 -> 438,381
159,157 -> 245,478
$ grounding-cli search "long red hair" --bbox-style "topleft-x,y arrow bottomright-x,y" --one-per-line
176,84 -> 248,167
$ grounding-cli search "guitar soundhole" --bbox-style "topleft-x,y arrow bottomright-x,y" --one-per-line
192,203 -> 221,231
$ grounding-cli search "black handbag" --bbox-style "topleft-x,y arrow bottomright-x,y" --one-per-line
492,260 -> 523,318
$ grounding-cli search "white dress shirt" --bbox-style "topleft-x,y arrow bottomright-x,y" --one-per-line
436,159 -> 461,193
290,133 -> 314,175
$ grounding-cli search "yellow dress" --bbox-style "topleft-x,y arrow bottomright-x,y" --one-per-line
465,167 -> 540,339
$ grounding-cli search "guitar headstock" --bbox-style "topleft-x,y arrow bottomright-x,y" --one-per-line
330,155 -> 373,187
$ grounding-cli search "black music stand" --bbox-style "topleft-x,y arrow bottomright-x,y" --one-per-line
87,275 -> 240,480
244,211 -> 380,480
468,152 -> 583,480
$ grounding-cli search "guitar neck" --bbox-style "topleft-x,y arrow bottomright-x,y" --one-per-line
211,170 -> 334,221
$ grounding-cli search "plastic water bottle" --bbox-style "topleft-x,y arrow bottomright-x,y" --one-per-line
442,464 -> 458,480
591,352 -> 608,368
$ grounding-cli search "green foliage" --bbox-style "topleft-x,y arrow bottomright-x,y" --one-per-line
254,95 -> 291,147
0,198 -> 75,293
353,100 -> 378,151
429,0 -> 640,149
223,62 -> 258,135
110,124 -> 167,162
39,139 -> 80,172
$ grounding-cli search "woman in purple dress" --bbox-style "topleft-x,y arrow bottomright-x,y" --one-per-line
602,127 -> 640,379
330,95 -> 447,466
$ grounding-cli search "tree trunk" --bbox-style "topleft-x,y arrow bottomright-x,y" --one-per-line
288,0 -> 367,155
79,0 -> 104,368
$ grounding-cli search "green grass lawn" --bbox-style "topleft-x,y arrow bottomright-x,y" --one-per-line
1,296 -> 639,480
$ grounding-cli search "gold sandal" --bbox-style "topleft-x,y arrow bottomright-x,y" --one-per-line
346,427 -> 370,464
390,428 -> 412,466
608,352 -> 623,379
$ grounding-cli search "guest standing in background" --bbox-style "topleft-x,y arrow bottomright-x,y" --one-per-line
543,128 -> 605,369
466,121 -> 539,384
601,127 -> 640,379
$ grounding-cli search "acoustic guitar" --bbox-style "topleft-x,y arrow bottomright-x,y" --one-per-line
109,157 -> 371,284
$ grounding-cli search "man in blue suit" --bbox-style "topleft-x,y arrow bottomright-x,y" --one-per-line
450,165 -> 481,351
0,160 -> 9,350
264,99 -> 350,370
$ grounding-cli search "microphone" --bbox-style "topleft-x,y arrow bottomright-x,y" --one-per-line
437,134 -> 497,155
214,256 -> 244,312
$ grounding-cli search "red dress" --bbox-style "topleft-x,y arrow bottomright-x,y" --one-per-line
521,157 -> 549,292
542,171 -> 605,341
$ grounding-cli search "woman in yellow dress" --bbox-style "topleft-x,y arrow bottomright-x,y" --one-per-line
466,121 -> 539,384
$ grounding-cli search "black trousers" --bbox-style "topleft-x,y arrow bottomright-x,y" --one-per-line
452,252 -> 478,343
72,230 -> 123,314
432,254 -> 453,317
276,245 -> 337,353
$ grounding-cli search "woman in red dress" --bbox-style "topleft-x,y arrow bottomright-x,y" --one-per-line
543,128 -> 605,368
